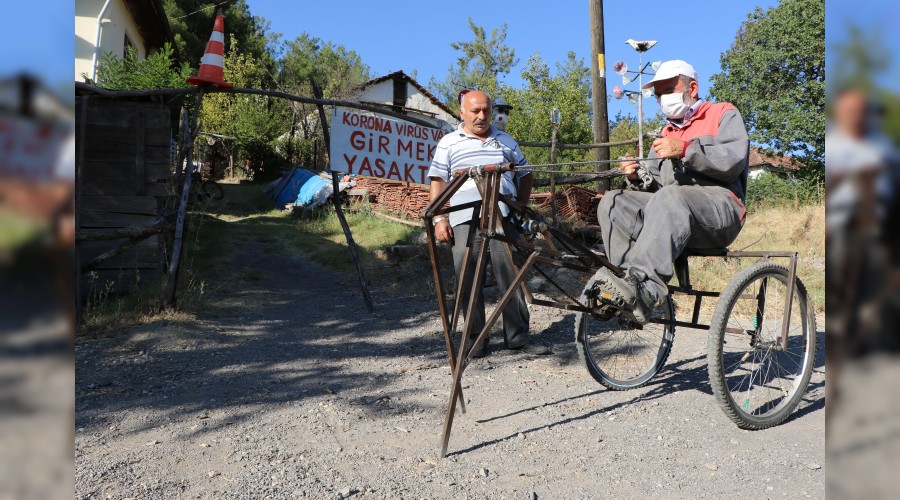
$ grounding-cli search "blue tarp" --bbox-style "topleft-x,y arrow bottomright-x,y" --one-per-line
295,175 -> 330,206
272,168 -> 330,206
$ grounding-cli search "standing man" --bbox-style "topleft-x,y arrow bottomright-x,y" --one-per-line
595,60 -> 750,324
428,90 -> 549,356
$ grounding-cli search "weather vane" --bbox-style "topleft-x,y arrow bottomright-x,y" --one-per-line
612,39 -> 659,157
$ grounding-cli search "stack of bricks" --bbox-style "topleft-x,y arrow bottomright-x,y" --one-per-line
352,177 -> 433,220
350,177 -> 601,223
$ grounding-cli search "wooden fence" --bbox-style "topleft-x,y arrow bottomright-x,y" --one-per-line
75,96 -> 176,305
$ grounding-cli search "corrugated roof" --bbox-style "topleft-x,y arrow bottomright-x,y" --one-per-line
749,147 -> 802,171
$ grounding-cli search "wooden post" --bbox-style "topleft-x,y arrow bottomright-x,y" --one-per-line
75,96 -> 88,326
550,121 -> 559,221
164,90 -> 205,308
332,171 -> 373,312
310,77 -> 373,313
590,0 -> 611,193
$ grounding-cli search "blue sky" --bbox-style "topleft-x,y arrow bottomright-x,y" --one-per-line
3,0 -> 849,109
250,0 -> 780,119
826,0 -> 900,91
0,2 -> 73,89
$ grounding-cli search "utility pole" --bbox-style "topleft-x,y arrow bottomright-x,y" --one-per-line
590,0 -> 611,193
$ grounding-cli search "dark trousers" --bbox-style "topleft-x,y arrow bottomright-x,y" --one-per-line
450,220 -> 530,348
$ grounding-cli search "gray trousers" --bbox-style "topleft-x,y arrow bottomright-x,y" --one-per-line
451,220 -> 530,348
597,185 -> 745,295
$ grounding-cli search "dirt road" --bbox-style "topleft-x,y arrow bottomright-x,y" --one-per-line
75,244 -> 825,499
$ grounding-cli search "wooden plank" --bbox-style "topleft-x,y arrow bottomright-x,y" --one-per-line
80,159 -> 171,176
76,221 -> 172,241
84,143 -> 171,165
80,178 -> 172,197
79,195 -> 159,214
79,238 -> 161,269
135,109 -> 147,195
84,124 -> 171,146
79,211 -> 159,229
80,160 -> 171,183
85,102 -> 170,128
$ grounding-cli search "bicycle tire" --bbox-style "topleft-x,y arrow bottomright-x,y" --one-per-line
707,261 -> 816,429
201,181 -> 224,201
575,269 -> 675,390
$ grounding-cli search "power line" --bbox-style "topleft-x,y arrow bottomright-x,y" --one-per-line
173,0 -> 231,20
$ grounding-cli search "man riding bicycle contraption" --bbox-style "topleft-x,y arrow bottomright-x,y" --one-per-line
594,60 -> 750,324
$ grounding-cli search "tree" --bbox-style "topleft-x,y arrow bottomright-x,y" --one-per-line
199,35 -> 291,176
830,25 -> 891,94
709,0 -> 825,164
429,19 -> 518,112
505,52 -> 594,168
92,43 -> 192,89
277,34 -> 371,166
164,0 -> 276,80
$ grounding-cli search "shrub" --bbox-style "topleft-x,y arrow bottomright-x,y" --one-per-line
745,170 -> 823,210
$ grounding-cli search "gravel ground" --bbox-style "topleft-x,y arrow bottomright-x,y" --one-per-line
75,246 -> 825,499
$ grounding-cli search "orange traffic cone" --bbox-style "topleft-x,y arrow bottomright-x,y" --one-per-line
187,10 -> 232,89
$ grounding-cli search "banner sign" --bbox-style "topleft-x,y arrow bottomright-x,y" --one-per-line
330,107 -> 447,185
0,115 -> 70,181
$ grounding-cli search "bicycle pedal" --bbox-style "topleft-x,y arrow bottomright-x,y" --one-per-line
596,292 -> 625,308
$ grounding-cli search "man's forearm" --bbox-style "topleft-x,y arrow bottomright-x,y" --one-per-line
429,178 -> 446,202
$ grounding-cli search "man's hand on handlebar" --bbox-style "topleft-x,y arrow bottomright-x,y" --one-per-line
619,154 -> 641,180
651,137 -> 685,159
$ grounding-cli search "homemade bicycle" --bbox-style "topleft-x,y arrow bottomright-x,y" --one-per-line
423,163 -> 817,458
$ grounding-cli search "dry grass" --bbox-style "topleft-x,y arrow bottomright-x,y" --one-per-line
682,203 -> 825,314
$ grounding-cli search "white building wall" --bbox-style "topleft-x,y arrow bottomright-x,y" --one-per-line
354,83 -> 392,105
353,80 -> 458,131
75,0 -> 147,81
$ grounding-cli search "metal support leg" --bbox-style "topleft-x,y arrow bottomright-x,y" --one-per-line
780,252 -> 798,351
424,218 -> 466,414
439,249 -> 539,458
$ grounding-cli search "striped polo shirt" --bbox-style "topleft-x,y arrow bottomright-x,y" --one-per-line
426,124 -> 530,227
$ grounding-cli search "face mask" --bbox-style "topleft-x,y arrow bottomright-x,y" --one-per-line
493,111 -> 508,131
659,89 -> 691,119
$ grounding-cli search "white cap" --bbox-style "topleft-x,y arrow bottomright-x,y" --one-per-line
641,60 -> 698,89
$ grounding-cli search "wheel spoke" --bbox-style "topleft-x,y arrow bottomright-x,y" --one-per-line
709,263 -> 815,428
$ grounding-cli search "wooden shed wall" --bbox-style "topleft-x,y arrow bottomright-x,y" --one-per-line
76,97 -> 175,296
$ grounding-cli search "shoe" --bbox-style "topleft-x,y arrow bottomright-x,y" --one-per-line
508,341 -> 551,355
593,268 -> 663,325
465,338 -> 489,358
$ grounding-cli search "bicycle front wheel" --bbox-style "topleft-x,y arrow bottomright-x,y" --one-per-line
707,261 -> 816,429
575,270 -> 675,390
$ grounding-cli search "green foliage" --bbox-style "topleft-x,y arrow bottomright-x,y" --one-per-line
505,52 -> 593,168
745,171 -> 824,210
92,43 -> 192,89
710,0 -> 825,164
277,34 -> 371,168
279,34 -> 371,99
199,35 -> 290,178
429,18 -> 518,112
830,25 -> 891,94
164,0 -> 276,79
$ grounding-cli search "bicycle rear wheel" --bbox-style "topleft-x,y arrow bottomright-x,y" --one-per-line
575,270 -> 675,390
707,261 -> 816,429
